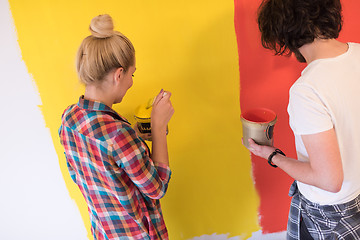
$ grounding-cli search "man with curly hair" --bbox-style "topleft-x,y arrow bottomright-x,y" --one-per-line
247,0 -> 360,239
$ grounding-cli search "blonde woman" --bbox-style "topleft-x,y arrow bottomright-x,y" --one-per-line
59,14 -> 174,239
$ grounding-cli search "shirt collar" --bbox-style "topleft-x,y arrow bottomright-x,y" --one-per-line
77,96 -> 130,124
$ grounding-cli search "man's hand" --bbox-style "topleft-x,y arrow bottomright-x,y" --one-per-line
244,138 -> 276,160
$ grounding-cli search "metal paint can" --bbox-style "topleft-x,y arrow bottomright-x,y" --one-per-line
134,97 -> 169,136
134,100 -> 152,134
241,108 -> 277,148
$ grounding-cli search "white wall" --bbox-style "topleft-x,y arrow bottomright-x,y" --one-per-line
0,0 -> 87,239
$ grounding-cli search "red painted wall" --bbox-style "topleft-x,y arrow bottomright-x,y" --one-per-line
234,0 -> 360,234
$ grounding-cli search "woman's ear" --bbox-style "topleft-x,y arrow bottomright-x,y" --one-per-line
113,67 -> 124,85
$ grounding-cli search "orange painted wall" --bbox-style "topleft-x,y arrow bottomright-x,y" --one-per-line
234,0 -> 360,233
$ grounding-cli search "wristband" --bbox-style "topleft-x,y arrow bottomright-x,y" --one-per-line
267,149 -> 286,168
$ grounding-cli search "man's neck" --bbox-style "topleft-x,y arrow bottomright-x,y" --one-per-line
299,39 -> 348,64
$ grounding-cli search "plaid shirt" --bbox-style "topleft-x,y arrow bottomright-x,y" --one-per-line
287,181 -> 360,240
59,96 -> 171,240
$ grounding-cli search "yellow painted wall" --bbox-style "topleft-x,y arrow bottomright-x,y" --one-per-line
9,0 -> 259,238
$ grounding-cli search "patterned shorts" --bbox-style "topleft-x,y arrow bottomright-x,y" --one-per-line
287,181 -> 360,240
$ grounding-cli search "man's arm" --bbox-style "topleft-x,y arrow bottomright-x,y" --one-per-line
248,128 -> 343,192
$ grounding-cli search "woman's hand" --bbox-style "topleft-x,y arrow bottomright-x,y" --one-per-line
150,89 -> 174,166
151,90 -> 174,134
244,138 -> 276,160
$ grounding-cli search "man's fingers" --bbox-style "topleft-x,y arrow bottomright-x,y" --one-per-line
248,139 -> 259,152
248,138 -> 255,148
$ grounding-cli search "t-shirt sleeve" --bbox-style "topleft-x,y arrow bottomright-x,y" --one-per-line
288,83 -> 333,135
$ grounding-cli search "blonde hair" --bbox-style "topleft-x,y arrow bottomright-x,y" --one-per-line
76,14 -> 135,85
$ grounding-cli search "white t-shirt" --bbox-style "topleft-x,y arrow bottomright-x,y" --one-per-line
287,42 -> 360,205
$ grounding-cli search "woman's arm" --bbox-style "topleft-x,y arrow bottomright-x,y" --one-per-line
113,125 -> 171,199
112,90 -> 174,200
248,128 -> 343,192
151,90 -> 174,167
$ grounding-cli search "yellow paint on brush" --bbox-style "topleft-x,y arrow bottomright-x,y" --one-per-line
9,0 -> 260,238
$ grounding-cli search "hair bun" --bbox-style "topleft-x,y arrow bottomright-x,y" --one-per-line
89,14 -> 114,38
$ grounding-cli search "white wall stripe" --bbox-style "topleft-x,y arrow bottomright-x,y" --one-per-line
188,231 -> 286,240
0,0 -> 87,239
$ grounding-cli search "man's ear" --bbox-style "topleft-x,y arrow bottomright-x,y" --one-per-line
113,67 -> 124,85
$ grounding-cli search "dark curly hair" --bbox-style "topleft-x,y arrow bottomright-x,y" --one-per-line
257,0 -> 343,60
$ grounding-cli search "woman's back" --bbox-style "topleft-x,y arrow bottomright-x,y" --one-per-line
59,96 -> 171,239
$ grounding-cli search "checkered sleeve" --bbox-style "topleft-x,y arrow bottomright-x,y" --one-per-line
66,160 -> 77,183
59,124 -> 78,184
112,124 -> 171,199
